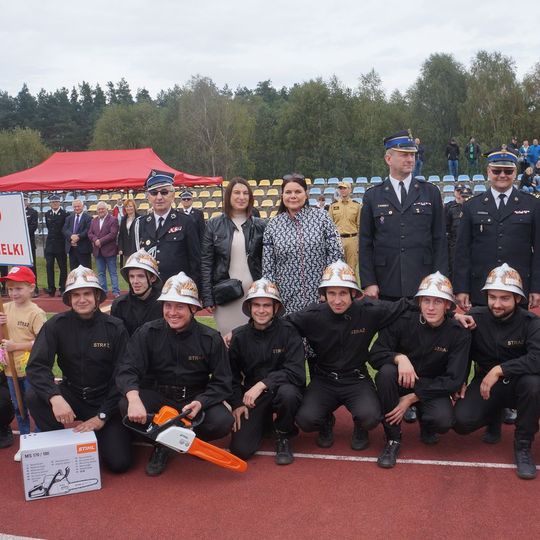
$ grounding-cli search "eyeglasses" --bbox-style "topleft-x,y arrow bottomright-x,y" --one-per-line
489,168 -> 515,176
148,189 -> 173,197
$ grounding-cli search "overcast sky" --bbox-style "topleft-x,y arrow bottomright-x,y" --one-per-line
1,0 -> 538,98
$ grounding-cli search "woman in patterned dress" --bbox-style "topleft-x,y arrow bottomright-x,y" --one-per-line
262,173 -> 344,314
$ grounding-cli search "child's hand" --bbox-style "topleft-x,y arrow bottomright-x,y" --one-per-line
0,313 -> 7,325
1,339 -> 15,353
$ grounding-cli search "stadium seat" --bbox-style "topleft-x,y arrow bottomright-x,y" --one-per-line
41,227 -> 48,236
272,178 -> 283,186
267,188 -> 279,197
253,189 -> 265,198
327,177 -> 339,185
203,212 -> 209,220
78,195 -> 87,202
442,175 -> 455,182
370,176 -> 382,185
42,206 -> 51,213
99,194 -> 109,201
259,179 -> 270,186
324,187 -> 336,195
352,197 -> 363,204
31,196 -> 41,204
428,175 -> 440,183
64,194 -> 74,203
457,175 -> 470,182
473,184 -> 486,193
205,201 -> 217,209
304,178 -> 312,185
414,175 -> 425,181
259,210 -> 268,219
66,205 -> 74,212
442,185 -> 454,193
211,211 -> 221,218
342,177 -> 353,184
110,193 -> 122,201
444,196 -> 456,204
211,190 -> 222,199
472,174 -> 485,182
192,201 -> 203,209
353,186 -> 365,195
309,198 -> 318,206
355,177 -> 368,184
309,187 -> 322,196
247,180 -> 257,187
199,190 -> 211,199
32,206 -> 40,213
133,193 -> 144,200
313,178 -> 326,185
325,197 -> 333,206
261,199 -> 273,208
269,210 -> 278,218
222,180 -> 229,188
88,204 -> 98,212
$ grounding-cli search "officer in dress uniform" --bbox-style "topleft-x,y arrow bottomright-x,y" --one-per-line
454,147 -> 540,310
329,182 -> 361,272
179,190 -> 206,244
24,196 -> 39,296
445,184 -> 472,280
360,130 -> 448,302
44,194 -> 68,297
133,170 -> 201,286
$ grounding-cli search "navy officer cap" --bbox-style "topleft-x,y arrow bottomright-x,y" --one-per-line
49,194 -> 62,202
383,130 -> 417,152
145,169 -> 175,191
484,146 -> 518,168
180,190 -> 193,200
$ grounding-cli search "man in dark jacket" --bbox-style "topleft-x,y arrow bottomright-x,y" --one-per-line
360,130 -> 448,301
454,264 -> 540,480
179,190 -> 205,244
111,249 -> 162,336
0,372 -> 15,448
25,266 -> 133,473
117,271 -> 233,476
229,279 -> 305,465
446,138 -> 460,178
44,194 -> 68,296
133,170 -> 201,285
24,196 -> 39,296
370,272 -> 471,468
62,199 -> 92,269
445,184 -> 472,280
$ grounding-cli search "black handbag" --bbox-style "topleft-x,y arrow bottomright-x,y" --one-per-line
212,278 -> 244,305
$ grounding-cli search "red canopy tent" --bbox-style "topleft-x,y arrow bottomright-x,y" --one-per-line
0,148 -> 222,191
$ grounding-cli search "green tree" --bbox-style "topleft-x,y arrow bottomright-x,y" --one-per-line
0,127 -> 51,176
15,83 -> 37,128
0,91 -> 18,130
521,62 -> 540,138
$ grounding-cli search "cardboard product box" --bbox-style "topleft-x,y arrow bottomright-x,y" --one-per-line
21,429 -> 101,501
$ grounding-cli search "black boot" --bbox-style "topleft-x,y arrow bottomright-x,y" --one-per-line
146,446 -> 170,476
275,434 -> 294,466
0,425 -> 14,449
316,413 -> 335,448
377,439 -> 401,469
420,425 -> 440,445
482,421 -> 502,444
350,423 -> 369,450
403,406 -> 417,423
503,408 -> 517,425
514,440 -> 537,480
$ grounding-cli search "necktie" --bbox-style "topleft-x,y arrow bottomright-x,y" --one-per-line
156,216 -> 164,235
399,181 -> 407,207
73,214 -> 80,233
498,193 -> 506,208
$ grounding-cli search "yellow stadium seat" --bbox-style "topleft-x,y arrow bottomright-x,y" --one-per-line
135,192 -> 146,200
259,179 -> 270,186
199,190 -> 211,198
259,210 -> 268,219
248,180 -> 257,187
222,180 -> 229,188
305,178 -> 312,185
218,200 -> 223,208
205,201 -> 217,209
193,201 -> 203,209
267,188 -> 279,197
269,210 -> 278,218
211,190 -> 222,198
139,202 -> 150,211
211,211 -> 221,218
253,189 -> 265,197
272,178 -> 283,186
261,199 -> 273,208
110,193 -> 122,201
99,194 -> 109,201
88,204 -> 98,212
204,212 -> 209,220
253,199 -> 259,207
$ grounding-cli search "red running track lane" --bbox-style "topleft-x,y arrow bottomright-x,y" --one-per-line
1,407 -> 539,540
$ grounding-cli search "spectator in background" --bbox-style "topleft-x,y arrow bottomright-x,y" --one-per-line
44,194 -> 68,297
519,167 -> 538,193
528,138 -> 540,169
445,138 -> 460,178
465,137 -> 481,176
201,177 -> 266,335
179,190 -> 206,244
413,137 -> 425,177
24,196 -> 39,297
63,199 -> 92,270
316,195 -> 329,211
519,140 -> 531,175
88,202 -> 120,298
118,199 -> 139,263
508,136 -> 520,153
112,198 -> 126,225
263,173 -> 343,314
445,184 -> 472,280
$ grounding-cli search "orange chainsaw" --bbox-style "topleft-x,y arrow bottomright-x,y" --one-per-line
123,406 -> 247,473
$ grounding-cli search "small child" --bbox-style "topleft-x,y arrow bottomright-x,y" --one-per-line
0,266 -> 47,460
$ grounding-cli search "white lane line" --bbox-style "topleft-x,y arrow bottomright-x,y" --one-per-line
255,451 -> 516,469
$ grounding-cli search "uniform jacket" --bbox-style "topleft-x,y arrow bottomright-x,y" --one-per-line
111,287 -> 163,336
26,206 -> 38,249
44,208 -> 68,254
468,306 -> 540,377
329,199 -> 361,235
229,318 -> 305,409
453,188 -> 540,304
88,213 -> 119,258
370,307 -> 471,401
116,318 -> 232,409
359,178 -> 448,298
182,207 -> 206,243
287,297 -> 408,376
62,211 -> 93,254
133,210 -> 201,285
201,214 -> 265,307
445,200 -> 464,249
26,310 -> 128,416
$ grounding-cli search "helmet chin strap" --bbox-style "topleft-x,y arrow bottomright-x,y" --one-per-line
131,272 -> 154,298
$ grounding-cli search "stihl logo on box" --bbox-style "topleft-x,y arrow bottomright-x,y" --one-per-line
77,443 -> 97,454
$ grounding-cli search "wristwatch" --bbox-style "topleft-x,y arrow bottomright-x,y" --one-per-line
97,412 -> 108,422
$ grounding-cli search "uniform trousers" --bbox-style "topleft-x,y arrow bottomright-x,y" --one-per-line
376,364 -> 454,440
229,384 -> 303,460
26,383 -> 132,473
296,375 -> 381,432
341,236 -> 359,273
45,251 -> 68,292
0,382 -> 14,427
119,388 -> 234,442
454,374 -> 540,441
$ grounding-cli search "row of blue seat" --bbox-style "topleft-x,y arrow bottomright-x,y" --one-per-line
313,174 -> 489,185
309,184 -> 490,197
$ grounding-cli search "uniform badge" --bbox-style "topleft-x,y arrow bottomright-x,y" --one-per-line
146,240 -> 151,246
171,213 -> 177,219
168,226 -> 182,233
388,210 -> 393,215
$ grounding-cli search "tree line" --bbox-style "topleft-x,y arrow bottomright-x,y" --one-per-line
1,51 -> 539,180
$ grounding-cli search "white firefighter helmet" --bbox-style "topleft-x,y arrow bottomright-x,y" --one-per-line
415,271 -> 455,305
318,260 -> 361,295
62,266 -> 106,306
120,249 -> 161,282
157,271 -> 202,308
481,263 -> 525,300
242,279 -> 283,317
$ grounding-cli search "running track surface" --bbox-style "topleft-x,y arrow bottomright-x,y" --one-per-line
1,408 -> 539,540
